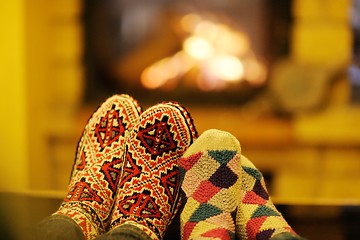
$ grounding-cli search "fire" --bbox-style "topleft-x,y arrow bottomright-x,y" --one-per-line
141,13 -> 267,90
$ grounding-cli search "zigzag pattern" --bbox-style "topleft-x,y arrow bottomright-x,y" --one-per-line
55,94 -> 142,239
110,102 -> 198,240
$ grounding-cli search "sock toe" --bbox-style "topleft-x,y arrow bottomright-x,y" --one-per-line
183,129 -> 241,158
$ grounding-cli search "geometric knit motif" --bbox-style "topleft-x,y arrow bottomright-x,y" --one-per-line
179,149 -> 241,240
55,94 -> 142,240
110,102 -> 198,240
236,155 -> 297,240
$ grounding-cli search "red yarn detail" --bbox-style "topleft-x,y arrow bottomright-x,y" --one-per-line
161,168 -> 180,204
242,191 -> 267,205
76,151 -> 86,170
246,216 -> 267,239
95,108 -> 124,149
100,157 -> 122,192
192,180 -> 221,203
77,215 -> 90,236
201,228 -> 232,240
183,222 -> 197,240
120,152 -> 141,187
137,119 -> 176,156
286,226 -> 296,234
65,181 -> 102,203
117,193 -> 161,218
179,152 -> 203,170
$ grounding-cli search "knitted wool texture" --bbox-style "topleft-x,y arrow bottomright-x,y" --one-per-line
179,129 -> 242,240
109,102 -> 198,240
55,94 -> 142,240
236,155 -> 297,240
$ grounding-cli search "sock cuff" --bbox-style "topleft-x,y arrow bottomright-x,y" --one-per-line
54,208 -> 99,239
112,222 -> 157,240
34,214 -> 86,240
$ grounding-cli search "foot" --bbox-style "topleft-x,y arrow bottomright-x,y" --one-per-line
236,155 -> 301,240
54,94 -> 142,239
179,129 -> 242,240
109,102 -> 198,240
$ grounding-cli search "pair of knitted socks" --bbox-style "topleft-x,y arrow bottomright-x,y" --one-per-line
179,129 -> 303,240
52,94 -> 302,240
54,94 -> 197,240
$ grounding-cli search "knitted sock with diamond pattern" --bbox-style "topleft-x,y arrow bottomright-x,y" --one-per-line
236,155 -> 303,240
179,129 -> 242,240
109,102 -> 198,240
54,94 -> 142,240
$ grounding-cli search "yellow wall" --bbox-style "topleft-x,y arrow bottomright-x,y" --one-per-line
25,0 -> 83,190
292,0 -> 351,65
0,1 -> 28,191
0,0 -> 83,191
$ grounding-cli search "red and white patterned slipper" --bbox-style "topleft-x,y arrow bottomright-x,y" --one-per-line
54,94 -> 142,240
109,102 -> 198,240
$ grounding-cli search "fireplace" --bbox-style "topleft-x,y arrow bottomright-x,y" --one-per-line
82,0 -> 293,106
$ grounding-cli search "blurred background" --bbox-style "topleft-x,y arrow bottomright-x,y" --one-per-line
1,0 -> 360,239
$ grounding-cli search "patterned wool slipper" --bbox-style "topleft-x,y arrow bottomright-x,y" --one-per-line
109,102 -> 198,240
236,155 -> 303,240
54,94 -> 142,240
179,129 -> 242,240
